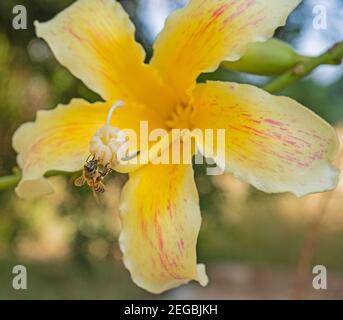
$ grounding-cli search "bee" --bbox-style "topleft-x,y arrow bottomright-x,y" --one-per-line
74,155 -> 112,200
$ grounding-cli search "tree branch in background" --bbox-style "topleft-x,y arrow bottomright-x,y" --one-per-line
292,189 -> 334,299
292,151 -> 342,300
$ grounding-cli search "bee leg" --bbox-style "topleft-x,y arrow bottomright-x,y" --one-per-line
91,188 -> 100,204
99,165 -> 111,179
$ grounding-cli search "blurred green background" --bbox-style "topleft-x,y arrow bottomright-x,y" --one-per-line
1,0 -> 343,299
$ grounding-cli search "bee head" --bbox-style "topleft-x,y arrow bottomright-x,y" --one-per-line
84,159 -> 98,173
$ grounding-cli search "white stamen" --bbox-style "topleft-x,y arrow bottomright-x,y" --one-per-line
106,100 -> 124,127
89,100 -> 129,168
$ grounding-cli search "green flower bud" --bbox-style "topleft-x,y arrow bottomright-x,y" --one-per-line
222,38 -> 309,76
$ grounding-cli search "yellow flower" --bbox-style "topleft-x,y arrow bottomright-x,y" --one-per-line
12,0 -> 340,294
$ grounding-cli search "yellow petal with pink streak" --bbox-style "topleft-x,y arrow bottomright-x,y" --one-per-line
192,81 -> 340,197
12,99 -> 163,199
35,0 -> 175,118
119,163 -> 208,294
151,0 -> 301,103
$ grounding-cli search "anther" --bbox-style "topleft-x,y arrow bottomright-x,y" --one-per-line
165,104 -> 195,129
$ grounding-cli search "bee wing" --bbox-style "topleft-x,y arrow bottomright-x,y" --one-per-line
74,174 -> 86,187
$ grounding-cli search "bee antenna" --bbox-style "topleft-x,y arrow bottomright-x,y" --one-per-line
106,100 -> 124,127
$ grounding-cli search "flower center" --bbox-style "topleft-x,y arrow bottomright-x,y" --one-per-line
89,101 -> 130,168
165,103 -> 194,129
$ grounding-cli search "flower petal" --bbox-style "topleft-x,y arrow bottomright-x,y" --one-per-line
13,99 -> 162,199
119,163 -> 208,294
35,0 -> 175,117
191,81 -> 340,197
151,0 -> 301,102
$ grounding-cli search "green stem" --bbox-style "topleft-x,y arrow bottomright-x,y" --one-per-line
263,41 -> 343,93
0,172 -> 22,190
0,170 -> 80,191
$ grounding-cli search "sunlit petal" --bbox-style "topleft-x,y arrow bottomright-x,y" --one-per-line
119,163 -> 208,294
192,81 -> 340,197
35,0 -> 175,117
151,0 -> 301,102
13,99 -> 162,199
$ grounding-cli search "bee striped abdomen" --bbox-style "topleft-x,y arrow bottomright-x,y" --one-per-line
94,184 -> 106,193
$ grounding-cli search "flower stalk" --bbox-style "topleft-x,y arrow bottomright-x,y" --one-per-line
0,170 -> 79,191
222,38 -> 311,76
264,41 -> 343,93
0,172 -> 21,190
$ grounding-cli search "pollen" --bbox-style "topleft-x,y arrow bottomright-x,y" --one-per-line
89,101 -> 129,167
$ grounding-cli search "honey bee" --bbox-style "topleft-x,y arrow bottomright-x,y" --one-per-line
74,155 -> 112,200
